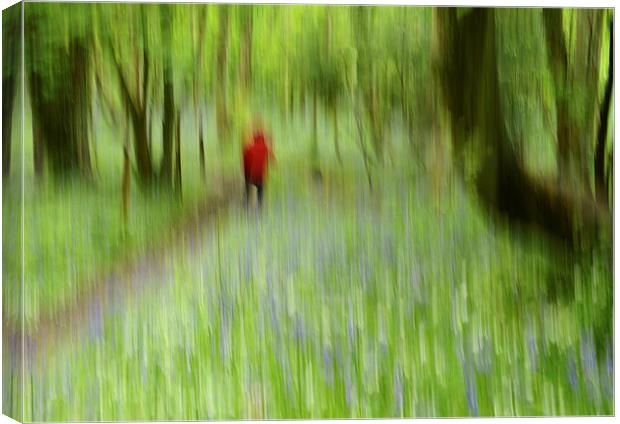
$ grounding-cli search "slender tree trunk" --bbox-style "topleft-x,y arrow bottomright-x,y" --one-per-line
216,6 -> 230,147
311,91 -> 321,181
160,4 -> 175,183
354,92 -> 373,190
369,68 -> 383,163
161,77 -> 175,182
32,112 -> 44,178
332,105 -> 341,164
191,7 -> 207,184
121,139 -> 131,231
198,114 -> 206,180
175,110 -> 183,198
284,58 -> 290,123
239,6 -> 253,92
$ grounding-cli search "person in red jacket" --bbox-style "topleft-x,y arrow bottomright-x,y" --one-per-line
243,127 -> 275,208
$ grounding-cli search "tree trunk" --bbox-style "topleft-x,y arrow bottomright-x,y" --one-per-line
32,111 -> 44,178
311,91 -> 321,181
2,75 -> 15,183
191,7 -> 207,184
595,16 -> 613,210
332,105 -> 341,164
175,110 -> 183,198
27,40 -> 92,178
368,68 -> 383,163
239,6 -> 253,92
2,4 -> 20,183
121,141 -> 131,230
70,41 -> 92,176
131,113 -> 153,186
544,9 -> 605,194
574,10 -> 604,194
216,6 -> 230,147
198,114 -> 206,181
161,78 -> 175,183
160,5 -> 175,184
434,8 -> 608,245
354,92 -> 373,190
542,9 -> 571,183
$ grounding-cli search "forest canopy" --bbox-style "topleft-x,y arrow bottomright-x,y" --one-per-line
2,5 -> 614,246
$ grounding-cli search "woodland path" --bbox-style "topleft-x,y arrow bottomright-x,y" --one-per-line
4,177 -> 243,366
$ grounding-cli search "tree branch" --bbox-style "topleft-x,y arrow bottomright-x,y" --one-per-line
107,36 -> 140,117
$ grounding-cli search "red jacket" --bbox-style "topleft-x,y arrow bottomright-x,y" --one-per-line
243,132 -> 273,184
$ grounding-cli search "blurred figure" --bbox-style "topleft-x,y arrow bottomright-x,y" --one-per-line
243,123 -> 275,209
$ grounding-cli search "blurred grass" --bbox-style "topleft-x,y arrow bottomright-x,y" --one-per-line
11,110 -> 613,419
3,106 -> 234,327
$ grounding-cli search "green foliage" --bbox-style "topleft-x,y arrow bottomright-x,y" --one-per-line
3,6 -> 614,420
18,147 -> 613,419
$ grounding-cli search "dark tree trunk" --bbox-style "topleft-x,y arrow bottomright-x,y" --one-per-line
110,35 -> 154,186
2,76 -> 15,183
131,113 -> 153,186
595,17 -> 613,210
160,4 -> 175,183
2,4 -> 20,183
191,8 -> 207,184
32,112 -> 44,178
434,8 -> 608,245
161,78 -> 175,182
198,115 -> 206,180
2,56 -> 17,183
70,41 -> 92,176
174,110 -> 182,198
27,39 -> 92,178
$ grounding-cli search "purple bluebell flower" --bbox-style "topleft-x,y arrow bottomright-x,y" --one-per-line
294,315 -> 306,349
88,301 -> 103,342
323,345 -> 334,386
526,333 -> 538,372
566,350 -> 578,392
347,307 -> 355,349
464,364 -> 478,416
475,337 -> 492,374
606,345 -> 613,380
345,368 -> 354,408
394,367 -> 404,415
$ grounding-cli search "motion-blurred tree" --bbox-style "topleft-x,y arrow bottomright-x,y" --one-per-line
2,4 -> 21,183
26,3 -> 94,178
432,8 -> 612,246
215,5 -> 231,147
101,4 -> 156,186
160,3 -> 176,185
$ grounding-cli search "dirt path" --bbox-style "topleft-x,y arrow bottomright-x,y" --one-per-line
3,177 -> 242,366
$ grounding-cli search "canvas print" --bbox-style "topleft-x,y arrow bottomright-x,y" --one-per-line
2,2 -> 614,420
